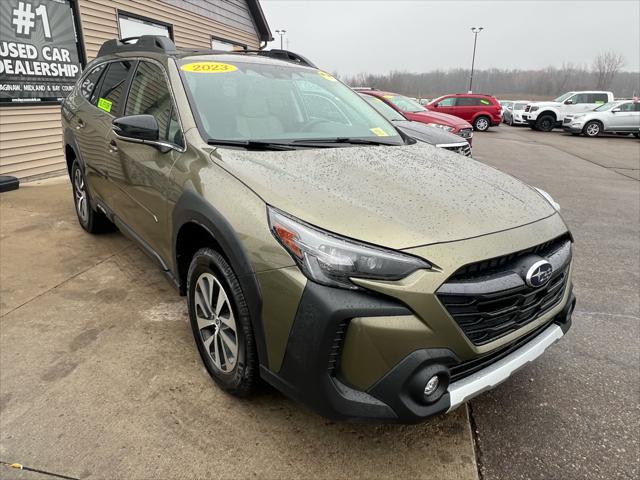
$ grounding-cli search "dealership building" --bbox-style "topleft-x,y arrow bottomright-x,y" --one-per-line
0,0 -> 272,180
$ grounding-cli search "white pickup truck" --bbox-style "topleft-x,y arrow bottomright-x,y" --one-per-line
523,91 -> 614,131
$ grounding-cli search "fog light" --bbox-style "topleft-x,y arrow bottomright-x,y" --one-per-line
424,375 -> 440,396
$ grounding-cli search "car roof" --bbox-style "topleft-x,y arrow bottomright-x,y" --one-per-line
96,35 -> 318,70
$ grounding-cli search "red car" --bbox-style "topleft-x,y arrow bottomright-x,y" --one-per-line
355,88 -> 473,144
427,93 -> 502,131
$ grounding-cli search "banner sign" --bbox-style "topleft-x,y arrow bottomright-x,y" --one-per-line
0,0 -> 83,105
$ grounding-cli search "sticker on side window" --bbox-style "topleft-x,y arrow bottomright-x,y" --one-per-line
97,97 -> 112,112
181,62 -> 238,73
480,99 -> 490,105
318,71 -> 337,82
370,127 -> 389,137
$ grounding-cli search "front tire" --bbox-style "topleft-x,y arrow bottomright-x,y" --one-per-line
583,121 -> 602,137
536,115 -> 555,132
70,160 -> 115,234
473,116 -> 490,132
187,248 -> 258,397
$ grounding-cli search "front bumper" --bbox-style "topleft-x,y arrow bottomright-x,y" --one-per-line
261,284 -> 575,423
563,124 -> 584,133
260,215 -> 575,423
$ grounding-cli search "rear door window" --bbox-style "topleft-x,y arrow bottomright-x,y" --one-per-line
590,93 -> 609,104
93,61 -> 135,115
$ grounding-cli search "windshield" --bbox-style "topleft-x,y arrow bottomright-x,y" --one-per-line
514,102 -> 527,110
384,94 -> 427,113
360,94 -> 406,121
179,58 -> 402,145
553,92 -> 574,103
594,101 -> 617,111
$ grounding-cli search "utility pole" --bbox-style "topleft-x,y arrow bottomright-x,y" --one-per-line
275,29 -> 286,50
468,27 -> 484,93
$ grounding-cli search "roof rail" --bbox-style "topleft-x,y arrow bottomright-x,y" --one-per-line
352,87 -> 376,90
97,35 -> 178,57
242,49 -> 317,68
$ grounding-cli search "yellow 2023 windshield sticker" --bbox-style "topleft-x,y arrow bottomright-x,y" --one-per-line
181,62 -> 237,73
97,97 -> 112,112
370,127 -> 389,137
318,71 -> 337,82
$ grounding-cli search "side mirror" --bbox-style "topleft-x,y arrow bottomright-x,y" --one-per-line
611,108 -> 621,113
113,115 -> 159,142
432,102 -> 439,108
564,99 -> 574,105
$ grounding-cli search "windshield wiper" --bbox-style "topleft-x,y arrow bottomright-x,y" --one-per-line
207,139 -> 297,151
291,137 -> 397,146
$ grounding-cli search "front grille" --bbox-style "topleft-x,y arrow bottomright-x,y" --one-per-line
437,235 -> 572,345
458,128 -> 473,139
442,143 -> 472,157
450,319 -> 555,382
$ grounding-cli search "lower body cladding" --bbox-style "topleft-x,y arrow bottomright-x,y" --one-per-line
259,215 -> 575,423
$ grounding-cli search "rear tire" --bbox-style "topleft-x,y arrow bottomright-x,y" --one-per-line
583,121 -> 602,137
187,248 -> 259,397
536,115 -> 555,132
71,160 -> 115,234
473,116 -> 490,132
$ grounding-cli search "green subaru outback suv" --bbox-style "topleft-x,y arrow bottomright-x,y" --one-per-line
61,36 -> 575,423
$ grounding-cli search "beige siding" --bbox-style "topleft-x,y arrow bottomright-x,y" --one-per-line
79,0 -> 260,61
0,106 -> 66,179
0,0 -> 260,181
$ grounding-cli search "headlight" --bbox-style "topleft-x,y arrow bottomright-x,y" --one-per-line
572,114 -> 585,120
268,207 -> 431,290
426,123 -> 455,132
530,106 -> 539,112
534,187 -> 560,211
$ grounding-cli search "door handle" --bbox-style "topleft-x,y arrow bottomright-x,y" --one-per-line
75,119 -> 85,130
108,140 -> 118,153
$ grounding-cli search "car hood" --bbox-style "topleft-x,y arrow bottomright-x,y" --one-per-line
211,142 -> 556,249
529,101 -> 561,108
408,110 -> 471,128
393,120 -> 466,146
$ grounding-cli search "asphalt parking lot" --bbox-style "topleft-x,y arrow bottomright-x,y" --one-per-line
1,125 -> 638,480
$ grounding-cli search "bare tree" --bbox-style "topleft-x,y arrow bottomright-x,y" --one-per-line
592,51 -> 625,90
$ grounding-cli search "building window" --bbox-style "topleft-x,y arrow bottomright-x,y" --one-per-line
118,12 -> 173,40
211,36 -> 246,51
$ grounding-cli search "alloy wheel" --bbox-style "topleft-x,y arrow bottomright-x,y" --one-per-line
476,118 -> 489,131
585,123 -> 600,137
194,272 -> 238,373
73,168 -> 89,223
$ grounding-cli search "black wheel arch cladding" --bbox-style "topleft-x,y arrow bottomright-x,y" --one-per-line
172,189 -> 268,368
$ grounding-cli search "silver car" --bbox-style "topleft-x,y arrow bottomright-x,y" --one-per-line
503,101 -> 530,126
563,100 -> 640,137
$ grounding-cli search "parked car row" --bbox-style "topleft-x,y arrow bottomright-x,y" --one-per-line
499,91 -> 640,138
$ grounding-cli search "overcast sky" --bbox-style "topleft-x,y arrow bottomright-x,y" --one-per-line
261,1 -> 640,75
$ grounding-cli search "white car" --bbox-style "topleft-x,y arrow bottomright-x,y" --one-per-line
503,101 -> 530,126
563,100 -> 640,137
523,91 -> 614,131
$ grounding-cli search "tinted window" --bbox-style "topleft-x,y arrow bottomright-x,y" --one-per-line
590,93 -> 609,104
80,64 -> 106,101
437,97 -> 456,106
457,97 -> 491,106
125,61 -> 182,145
617,102 -> 638,112
571,94 -> 590,104
94,61 -> 134,114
